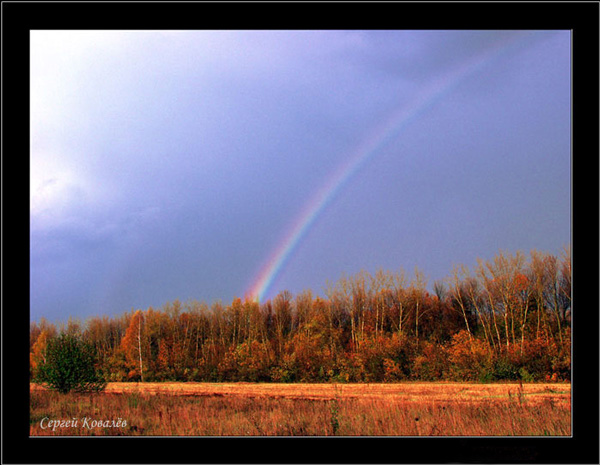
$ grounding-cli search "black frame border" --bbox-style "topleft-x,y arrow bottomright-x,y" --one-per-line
2,2 -> 598,464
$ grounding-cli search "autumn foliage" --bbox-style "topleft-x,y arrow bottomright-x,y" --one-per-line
30,247 -> 571,383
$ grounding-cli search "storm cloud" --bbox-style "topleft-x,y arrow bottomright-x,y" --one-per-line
30,30 -> 570,322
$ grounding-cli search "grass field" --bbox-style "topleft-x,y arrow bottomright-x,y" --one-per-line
30,382 -> 571,436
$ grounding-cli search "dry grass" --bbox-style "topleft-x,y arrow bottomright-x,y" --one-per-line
30,382 -> 571,436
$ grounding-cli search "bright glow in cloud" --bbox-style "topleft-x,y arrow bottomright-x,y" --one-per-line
30,154 -> 82,221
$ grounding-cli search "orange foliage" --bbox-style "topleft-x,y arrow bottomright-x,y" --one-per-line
30,247 -> 570,383
447,330 -> 491,381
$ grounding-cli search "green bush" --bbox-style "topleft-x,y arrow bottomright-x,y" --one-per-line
491,357 -> 520,381
35,333 -> 107,394
518,367 -> 535,382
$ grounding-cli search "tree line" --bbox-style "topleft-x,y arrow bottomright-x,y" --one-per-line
30,247 -> 571,383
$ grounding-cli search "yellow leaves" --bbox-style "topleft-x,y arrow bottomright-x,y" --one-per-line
31,329 -> 51,371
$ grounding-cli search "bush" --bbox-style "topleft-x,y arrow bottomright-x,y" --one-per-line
35,333 -> 107,394
447,330 -> 491,381
411,341 -> 447,381
518,367 -> 535,383
491,357 -> 519,381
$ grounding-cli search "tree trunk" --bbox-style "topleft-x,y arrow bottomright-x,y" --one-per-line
137,313 -> 144,383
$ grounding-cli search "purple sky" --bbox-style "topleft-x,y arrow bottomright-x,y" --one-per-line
30,30 -> 571,322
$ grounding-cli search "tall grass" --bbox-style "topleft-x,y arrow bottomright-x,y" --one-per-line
30,383 -> 570,436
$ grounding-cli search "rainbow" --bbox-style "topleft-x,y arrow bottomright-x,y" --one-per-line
246,32 -> 536,302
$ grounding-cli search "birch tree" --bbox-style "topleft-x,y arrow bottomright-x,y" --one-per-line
121,310 -> 146,382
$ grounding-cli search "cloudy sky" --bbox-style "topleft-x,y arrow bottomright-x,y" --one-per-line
30,30 -> 570,322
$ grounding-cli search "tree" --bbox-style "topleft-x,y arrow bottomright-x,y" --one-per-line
410,266 -> 428,345
559,246 -> 571,319
530,250 -> 553,340
273,290 -> 293,355
387,269 -> 408,336
30,328 -> 54,378
121,310 -> 147,381
449,266 -> 474,341
35,333 -> 106,393
371,269 -> 392,337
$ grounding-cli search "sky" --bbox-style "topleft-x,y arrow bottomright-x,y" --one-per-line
30,30 -> 571,322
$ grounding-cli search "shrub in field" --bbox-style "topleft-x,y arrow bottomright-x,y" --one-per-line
518,367 -> 535,382
447,330 -> 491,381
411,341 -> 447,381
503,339 -> 547,381
35,333 -> 106,394
490,356 -> 519,381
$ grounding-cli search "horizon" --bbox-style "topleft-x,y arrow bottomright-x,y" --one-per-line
30,244 -> 570,326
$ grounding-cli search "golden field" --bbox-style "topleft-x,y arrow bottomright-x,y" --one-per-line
30,382 -> 571,436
